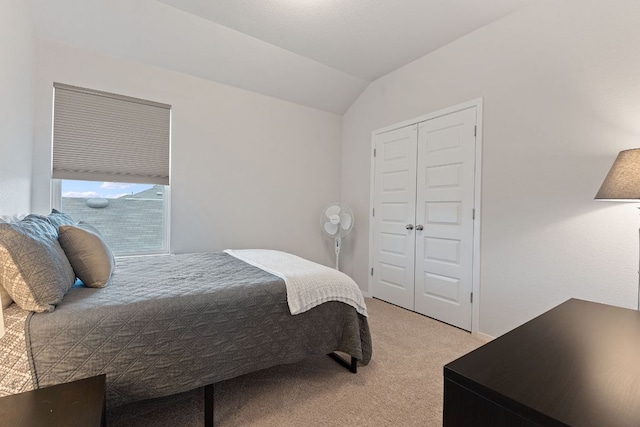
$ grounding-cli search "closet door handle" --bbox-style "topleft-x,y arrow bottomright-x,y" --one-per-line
406,224 -> 414,230
416,224 -> 424,231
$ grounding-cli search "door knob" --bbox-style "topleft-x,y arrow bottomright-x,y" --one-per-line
406,224 -> 414,230
416,224 -> 424,231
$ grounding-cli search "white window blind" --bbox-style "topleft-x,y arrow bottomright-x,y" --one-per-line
52,83 -> 171,185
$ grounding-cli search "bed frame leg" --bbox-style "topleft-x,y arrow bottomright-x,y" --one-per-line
205,383 -> 214,427
328,352 -> 358,373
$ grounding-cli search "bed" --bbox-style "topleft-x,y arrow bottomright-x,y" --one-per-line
0,212 -> 372,416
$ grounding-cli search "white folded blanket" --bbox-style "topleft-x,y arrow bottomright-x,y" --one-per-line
224,249 -> 367,317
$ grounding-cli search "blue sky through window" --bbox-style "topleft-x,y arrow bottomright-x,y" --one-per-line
61,181 -> 153,199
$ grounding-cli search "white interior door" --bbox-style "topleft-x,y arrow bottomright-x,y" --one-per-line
414,107 -> 476,330
371,125 -> 418,310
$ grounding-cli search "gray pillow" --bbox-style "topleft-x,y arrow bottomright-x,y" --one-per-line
0,214 -> 27,224
58,222 -> 115,288
0,215 -> 76,312
47,209 -> 76,232
0,215 -> 26,308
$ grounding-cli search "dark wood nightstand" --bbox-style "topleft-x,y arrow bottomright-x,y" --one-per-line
0,374 -> 106,427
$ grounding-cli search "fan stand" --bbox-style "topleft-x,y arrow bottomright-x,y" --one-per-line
334,236 -> 341,270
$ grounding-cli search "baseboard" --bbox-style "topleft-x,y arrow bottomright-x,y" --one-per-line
473,331 -> 495,343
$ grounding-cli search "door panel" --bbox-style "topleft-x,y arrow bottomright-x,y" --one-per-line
372,125 -> 417,310
414,107 -> 476,330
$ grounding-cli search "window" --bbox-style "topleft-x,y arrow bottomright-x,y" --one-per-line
51,84 -> 171,255
53,180 -> 169,256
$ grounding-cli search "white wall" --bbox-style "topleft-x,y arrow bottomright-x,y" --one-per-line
0,0 -> 34,215
32,39 -> 342,267
342,0 -> 640,337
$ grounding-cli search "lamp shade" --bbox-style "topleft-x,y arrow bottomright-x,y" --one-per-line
595,149 -> 640,200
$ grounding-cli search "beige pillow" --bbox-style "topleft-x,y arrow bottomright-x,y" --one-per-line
58,222 -> 115,288
0,215 -> 76,312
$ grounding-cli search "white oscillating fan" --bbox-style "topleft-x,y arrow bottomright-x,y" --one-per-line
320,203 -> 354,270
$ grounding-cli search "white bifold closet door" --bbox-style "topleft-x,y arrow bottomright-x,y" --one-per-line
372,107 -> 477,331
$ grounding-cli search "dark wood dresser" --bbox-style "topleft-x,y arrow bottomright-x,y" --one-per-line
0,374 -> 106,427
444,298 -> 640,426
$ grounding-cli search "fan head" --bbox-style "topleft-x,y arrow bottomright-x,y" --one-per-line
320,203 -> 354,238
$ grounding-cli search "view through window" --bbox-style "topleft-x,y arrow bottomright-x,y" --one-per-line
59,180 -> 167,255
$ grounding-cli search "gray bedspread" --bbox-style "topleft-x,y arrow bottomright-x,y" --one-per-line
26,253 -> 372,407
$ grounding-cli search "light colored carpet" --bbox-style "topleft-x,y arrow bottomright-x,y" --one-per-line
107,298 -> 486,426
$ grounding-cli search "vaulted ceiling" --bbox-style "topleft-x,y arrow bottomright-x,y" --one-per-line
32,0 -> 534,113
